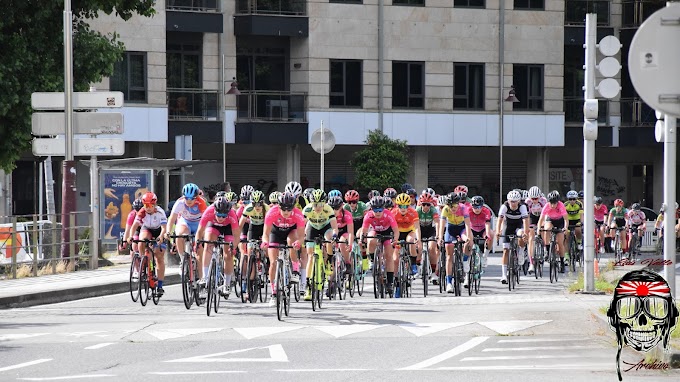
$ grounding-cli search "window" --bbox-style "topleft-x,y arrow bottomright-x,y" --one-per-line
167,33 -> 202,88
514,0 -> 544,10
330,60 -> 362,108
392,62 -> 424,109
330,0 -> 362,3
453,63 -> 485,110
565,0 -> 610,25
454,0 -> 485,7
393,0 -> 425,6
513,64 -> 544,111
110,52 -> 147,103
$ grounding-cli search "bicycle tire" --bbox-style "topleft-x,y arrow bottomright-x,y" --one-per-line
246,255 -> 256,303
181,254 -> 192,309
284,269 -> 291,317
569,237 -> 577,273
514,251 -> 521,287
453,251 -> 461,297
507,248 -> 514,291
548,242 -> 555,283
276,259 -> 284,321
214,268 -> 221,314
338,260 -> 347,301
467,256 -> 474,296
129,253 -> 141,303
234,253 -> 242,299
206,259 -> 216,317
139,256 -> 149,306
316,254 -> 324,308
357,263 -> 365,296
239,256 -> 247,303
474,252 -> 481,295
422,249 -> 429,297
372,254 -> 380,299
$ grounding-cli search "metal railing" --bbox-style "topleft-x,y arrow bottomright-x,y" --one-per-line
620,97 -> 655,127
167,89 -> 220,121
621,0 -> 664,27
564,97 -> 609,124
564,0 -> 611,25
236,0 -> 307,15
0,212 -> 95,279
166,0 -> 219,12
236,91 -> 308,122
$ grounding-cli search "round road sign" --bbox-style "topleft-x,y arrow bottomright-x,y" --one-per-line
598,56 -> 621,78
311,127 -> 336,154
598,35 -> 621,57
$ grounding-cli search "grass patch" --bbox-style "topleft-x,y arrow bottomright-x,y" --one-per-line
568,272 -> 616,294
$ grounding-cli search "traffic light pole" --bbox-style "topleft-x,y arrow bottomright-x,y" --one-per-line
61,0 -> 77,260
583,14 -> 597,292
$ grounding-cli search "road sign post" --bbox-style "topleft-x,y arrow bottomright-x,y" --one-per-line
311,121 -> 336,191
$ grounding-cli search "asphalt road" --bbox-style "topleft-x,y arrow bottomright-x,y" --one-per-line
1,255 -> 678,381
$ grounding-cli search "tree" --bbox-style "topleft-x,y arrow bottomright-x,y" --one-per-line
351,130 -> 409,192
0,0 -> 155,171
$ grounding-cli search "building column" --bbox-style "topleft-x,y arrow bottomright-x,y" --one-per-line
409,146 -> 428,193
527,147 -> 549,194
277,144 -> 300,191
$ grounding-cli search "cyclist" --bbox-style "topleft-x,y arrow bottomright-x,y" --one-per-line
238,190 -> 269,295
268,191 -> 280,206
285,181 -> 304,210
236,185 -> 255,272
224,191 -> 239,205
121,198 -> 144,261
537,191 -> 568,273
564,190 -> 583,261
262,192 -> 305,306
406,188 -> 418,208
438,192 -> 473,292
328,189 -> 342,199
594,196 -> 609,254
495,190 -> 529,283
393,193 -> 421,277
329,195 -> 354,275
361,196 -> 400,295
344,190 -> 370,271
165,183 -> 207,276
126,192 -> 168,296
437,195 -> 448,210
302,188 -> 315,206
455,185 -> 471,206
401,183 -> 414,193
468,195 -> 493,269
525,186 -> 547,274
195,197 -> 240,297
384,187 -> 398,200
302,189 -> 339,301
578,190 -> 585,206
416,192 -> 440,283
655,202 -> 680,241
607,199 -> 628,254
626,203 -> 646,256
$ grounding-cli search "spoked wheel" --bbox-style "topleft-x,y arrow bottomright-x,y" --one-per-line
206,260 -> 216,317
316,262 -> 324,309
193,259 -> 203,307
276,260 -> 284,321
372,257 -> 380,299
422,252 -> 429,297
438,258 -> 445,294
453,254 -> 462,297
357,265 -> 365,297
474,264 -> 481,295
246,256 -> 256,303
139,256 -> 149,306
213,274 -> 221,313
234,256 -> 242,299
312,257 -> 319,311
569,239 -> 577,273
152,276 -> 161,305
508,253 -> 514,291
338,269 -> 346,301
129,253 -> 141,303
181,254 -> 193,309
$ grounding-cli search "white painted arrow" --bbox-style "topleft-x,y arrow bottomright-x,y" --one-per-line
165,344 -> 288,363
477,320 -> 552,335
399,322 -> 472,337
146,328 -> 223,341
233,326 -> 302,340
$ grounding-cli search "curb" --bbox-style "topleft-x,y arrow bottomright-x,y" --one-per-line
0,273 -> 181,309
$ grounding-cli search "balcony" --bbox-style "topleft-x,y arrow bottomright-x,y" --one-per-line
167,0 -> 219,12
620,97 -> 655,127
167,89 -> 219,121
234,0 -> 309,37
564,97 -> 609,125
621,0 -> 664,28
564,0 -> 610,26
166,0 -> 223,33
235,91 -> 308,144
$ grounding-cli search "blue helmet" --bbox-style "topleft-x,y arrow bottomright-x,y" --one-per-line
328,189 -> 342,198
182,183 -> 200,198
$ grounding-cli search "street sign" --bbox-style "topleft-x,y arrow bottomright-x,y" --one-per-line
628,3 -> 680,116
32,138 -> 125,156
31,91 -> 124,110
311,128 -> 336,154
32,112 -> 123,135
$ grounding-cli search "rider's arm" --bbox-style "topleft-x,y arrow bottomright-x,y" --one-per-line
329,216 -> 339,237
166,212 -> 178,237
262,224 -> 272,245
437,215 -> 446,241
464,216 -> 473,240
238,214 -> 248,229
127,220 -> 140,242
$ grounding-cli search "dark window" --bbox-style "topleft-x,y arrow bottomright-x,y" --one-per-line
393,0 -> 425,6
622,0 -> 664,27
453,63 -> 485,110
392,62 -> 424,109
565,1 -> 610,25
330,60 -> 362,108
167,33 -> 202,88
514,0 -> 544,9
330,0 -> 362,3
513,64 -> 544,111
454,0 -> 485,7
110,52 -> 147,103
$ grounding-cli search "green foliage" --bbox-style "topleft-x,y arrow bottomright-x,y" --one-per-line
351,130 -> 409,192
0,0 -> 155,171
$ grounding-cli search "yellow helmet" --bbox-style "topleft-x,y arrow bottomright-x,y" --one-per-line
395,193 -> 411,206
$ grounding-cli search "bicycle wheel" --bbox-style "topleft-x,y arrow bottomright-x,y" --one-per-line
311,255 -> 319,311
422,249 -> 429,297
193,258 -> 202,307
206,259 -> 216,317
453,252 -> 461,296
338,261 -> 346,301
316,255 -> 324,309
357,259 -> 365,297
467,254 -> 474,296
536,244 -> 543,279
514,252 -> 521,287
507,249 -> 514,291
284,270 -> 291,317
372,253 -> 380,299
246,255 -> 256,303
438,251 -> 446,294
234,254 -> 242,299
474,253 -> 482,295
181,254 -> 192,309
139,256 -> 149,306
569,237 -> 577,272
213,268 -> 221,314
549,243 -> 556,283
129,253 -> 141,303
276,259 -> 284,321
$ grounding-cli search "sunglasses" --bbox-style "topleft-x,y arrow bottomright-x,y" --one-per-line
253,202 -> 263,207
450,202 -> 459,206
398,205 -> 409,209
568,198 -> 577,201
313,202 -> 325,208
333,205 -> 342,210
185,196 -> 195,201
216,212 -> 228,218
348,201 -> 358,204
421,203 -> 431,207
280,206 -> 293,212
372,208 -> 384,213
531,197 -> 539,201
143,203 -> 155,208
472,206 -> 482,209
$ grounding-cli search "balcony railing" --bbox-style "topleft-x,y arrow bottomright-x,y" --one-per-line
564,97 -> 609,124
564,0 -> 610,25
236,0 -> 307,15
236,91 -> 307,122
620,97 -> 655,127
622,0 -> 664,27
167,89 -> 219,120
166,0 -> 219,12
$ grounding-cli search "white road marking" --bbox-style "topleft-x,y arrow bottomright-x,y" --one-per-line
0,359 -> 52,372
276,369 -> 372,372
166,344 -> 288,363
148,371 -> 246,375
477,320 -> 552,335
399,337 -> 489,370
18,374 -> 114,380
0,333 -> 50,341
399,322 -> 472,337
234,326 -> 302,339
497,337 -> 590,343
84,343 -> 114,350
483,345 -> 602,352
435,363 -> 611,370
461,354 -> 593,361
145,328 -> 223,340
61,331 -> 107,338
313,324 -> 385,338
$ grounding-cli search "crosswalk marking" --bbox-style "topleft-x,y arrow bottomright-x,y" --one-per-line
145,328 -> 223,340
497,337 -> 590,343
461,354 -> 589,361
313,324 -> 385,338
399,322 -> 472,337
165,344 -> 288,363
477,320 -> 552,335
400,337 -> 489,370
233,326 -> 302,339
482,345 -> 602,352
0,359 -> 52,372
435,363 -> 611,371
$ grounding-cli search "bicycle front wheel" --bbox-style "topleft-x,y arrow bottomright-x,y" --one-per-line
206,259 -> 216,317
139,256 -> 150,306
276,259 -> 284,321
129,253 -> 141,303
181,253 -> 192,309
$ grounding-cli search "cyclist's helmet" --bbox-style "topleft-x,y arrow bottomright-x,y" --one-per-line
278,192 -> 296,209
328,196 -> 344,210
660,203 -> 667,213
437,195 -> 448,207
310,189 -> 327,203
471,196 -> 485,208
395,193 -> 411,206
384,197 -> 394,209
213,197 -> 232,214
142,192 -> 157,205
344,189 -> 360,202
303,187 -> 315,202
614,199 -> 624,207
632,203 -> 641,211
369,190 -> 381,199
454,185 -> 469,195
566,190 -> 578,200
401,183 -> 414,193
215,191 -> 227,199
132,198 -> 143,211
507,190 -> 522,202
528,186 -> 541,199
251,190 -> 265,204
370,196 -> 386,209
328,189 -> 342,199
522,190 -> 530,200
447,192 -> 462,205
269,191 -> 281,204
422,187 -> 435,197
419,193 -> 435,205
182,183 -> 199,199
240,184 -> 255,201
284,181 -> 302,198
595,196 -> 603,205
547,191 -> 560,203
578,190 -> 584,199
224,191 -> 238,203
383,187 -> 397,199
406,188 -> 417,197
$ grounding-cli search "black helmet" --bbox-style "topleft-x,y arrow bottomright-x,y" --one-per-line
631,203 -> 641,211
384,197 -> 394,209
401,183 -> 414,193
328,196 -> 344,209
278,192 -> 296,209
471,196 -> 484,208
406,188 -> 417,196
132,198 -> 144,212
595,196 -> 603,205
447,192 -> 462,205
368,190 -> 381,199
370,195 -> 385,209
547,190 -> 560,203
213,197 -> 232,214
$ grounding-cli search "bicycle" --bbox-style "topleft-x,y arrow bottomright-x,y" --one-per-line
273,244 -> 295,321
468,236 -> 485,295
499,234 -> 521,291
168,234 -> 201,309
610,226 -> 626,263
198,238 -> 232,317
532,230 -> 544,279
628,226 -> 643,262
437,242 -> 446,293
594,223 -> 605,261
327,239 -> 348,301
363,234 -> 393,299
420,237 -> 438,297
231,241 -> 244,301
128,248 -> 141,303
442,238 -> 465,296
348,238 -> 365,298
394,240 -> 416,298
245,239 -> 269,303
541,228 -> 562,283
131,239 -> 166,306
306,236 -> 331,310
567,224 -> 583,272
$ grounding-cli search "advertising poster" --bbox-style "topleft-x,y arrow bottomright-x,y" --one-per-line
100,170 -> 153,243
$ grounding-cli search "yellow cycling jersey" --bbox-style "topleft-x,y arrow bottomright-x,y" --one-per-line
440,205 -> 468,226
242,203 -> 270,225
565,201 -> 583,221
302,204 -> 336,230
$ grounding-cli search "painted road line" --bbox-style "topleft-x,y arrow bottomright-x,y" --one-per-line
148,371 -> 246,375
166,344 -> 288,363
146,328 -> 223,340
435,363 -> 611,371
233,326 -> 302,340
482,345 -> 602,352
399,337 -> 489,370
0,359 -> 52,372
18,375 -> 114,380
497,337 -> 591,343
313,324 -> 386,338
276,369 -> 372,372
477,320 -> 552,335
461,354 -> 597,362
0,333 -> 50,341
398,322 -> 472,337
84,343 -> 114,350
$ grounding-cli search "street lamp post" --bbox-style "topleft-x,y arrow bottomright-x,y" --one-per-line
500,86 -> 519,207
224,76 -> 240,185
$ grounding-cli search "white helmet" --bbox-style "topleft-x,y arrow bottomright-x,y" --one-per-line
522,190 -> 529,200
507,190 -> 522,202
528,186 -> 541,199
566,190 -> 578,199
284,181 -> 302,198
437,195 -> 448,207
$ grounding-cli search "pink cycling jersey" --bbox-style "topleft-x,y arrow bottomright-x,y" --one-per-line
126,210 -> 137,226
362,209 -> 398,232
468,206 -> 491,232
627,210 -> 646,226
199,204 -> 239,230
594,204 -> 608,222
541,201 -> 567,221
525,197 -> 547,216
335,209 -> 353,229
264,205 -> 306,229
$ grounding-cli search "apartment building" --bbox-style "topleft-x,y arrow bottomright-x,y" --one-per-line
7,0 -> 672,215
